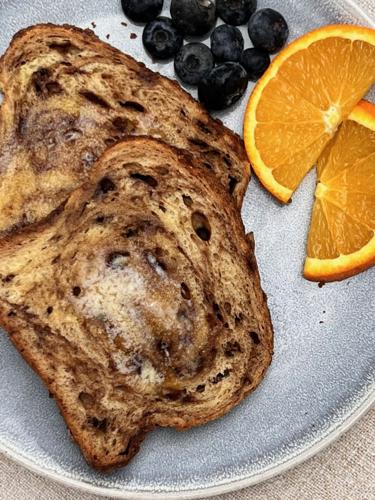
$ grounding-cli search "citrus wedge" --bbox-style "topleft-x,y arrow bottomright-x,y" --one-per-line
304,100 -> 375,282
244,25 -> 375,203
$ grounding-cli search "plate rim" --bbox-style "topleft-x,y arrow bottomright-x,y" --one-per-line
0,0 -> 374,498
1,388 -> 374,499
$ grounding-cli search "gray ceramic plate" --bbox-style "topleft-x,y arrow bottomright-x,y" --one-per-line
0,0 -> 374,498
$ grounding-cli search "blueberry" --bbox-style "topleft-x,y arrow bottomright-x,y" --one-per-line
170,0 -> 217,37
143,17 -> 183,60
210,25 -> 244,63
217,0 -> 257,26
198,62 -> 248,110
248,8 -> 289,54
121,0 -> 164,23
174,43 -> 214,86
240,48 -> 270,81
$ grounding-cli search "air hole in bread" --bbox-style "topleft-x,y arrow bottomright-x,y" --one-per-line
211,368 -> 230,384
97,177 -> 116,194
224,341 -> 241,357
95,215 -> 105,223
196,384 -> 205,393
229,176 -> 238,194
72,286 -> 81,297
79,391 -> 95,408
3,274 -> 15,283
203,162 -> 213,170
235,313 -> 244,325
88,416 -> 108,431
130,173 -> 158,188
156,340 -> 170,359
124,227 -> 139,238
182,195 -> 193,207
180,283 -> 191,300
32,68 -> 51,95
249,331 -> 260,345
159,204 -> 167,212
195,119 -> 212,135
213,303 -> 223,322
8,310 -> 16,317
224,155 -> 232,167
163,389 -> 186,401
80,90 -> 110,109
191,212 -> 211,241
48,41 -> 79,55
188,137 -> 208,149
46,306 -> 53,315
145,252 -> 166,276
119,100 -> 145,113
107,252 -> 130,269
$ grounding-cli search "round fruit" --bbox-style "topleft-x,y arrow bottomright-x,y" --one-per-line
143,17 -> 183,60
240,48 -> 270,81
248,8 -> 289,54
170,0 -> 217,37
198,62 -> 248,110
210,25 -> 244,63
217,0 -> 257,26
121,0 -> 164,23
174,43 -> 214,85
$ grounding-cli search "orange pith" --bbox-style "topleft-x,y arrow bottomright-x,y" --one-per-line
244,25 -> 375,203
304,100 -> 375,282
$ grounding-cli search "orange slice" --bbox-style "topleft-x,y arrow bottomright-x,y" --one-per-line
304,100 -> 375,282
244,25 -> 375,203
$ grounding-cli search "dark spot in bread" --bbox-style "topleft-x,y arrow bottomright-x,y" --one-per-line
119,101 -> 145,113
95,215 -> 105,223
32,68 -> 51,95
80,90 -> 111,109
119,439 -> 133,456
191,212 -> 211,241
112,116 -> 130,132
249,331 -> 260,344
224,302 -> 232,314
72,286 -> 81,297
203,162 -> 213,170
235,313 -> 244,325
124,226 -> 138,238
224,341 -> 241,357
3,274 -> 15,283
213,303 -> 223,322
180,108 -> 187,118
183,195 -> 193,207
224,155 -> 232,167
46,306 -> 53,315
195,119 -> 212,135
48,41 -> 79,55
188,137 -> 209,149
130,173 -> 158,188
229,176 -> 238,194
163,389 -> 186,401
196,384 -> 205,393
97,177 -> 115,194
105,136 -> 120,147
159,203 -> 167,212
180,283 -> 191,300
7,310 -> 16,317
156,340 -> 170,359
211,368 -> 230,384
88,416 -> 108,431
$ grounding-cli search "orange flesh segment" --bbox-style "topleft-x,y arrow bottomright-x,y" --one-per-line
304,102 -> 375,281
244,26 -> 375,203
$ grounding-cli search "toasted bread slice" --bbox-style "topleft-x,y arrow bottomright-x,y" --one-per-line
0,23 -> 249,235
0,137 -> 272,471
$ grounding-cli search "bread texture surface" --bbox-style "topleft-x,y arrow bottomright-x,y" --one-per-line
0,137 -> 272,471
0,23 -> 249,235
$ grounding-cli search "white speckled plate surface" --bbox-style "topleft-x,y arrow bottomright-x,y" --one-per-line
0,0 -> 374,498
